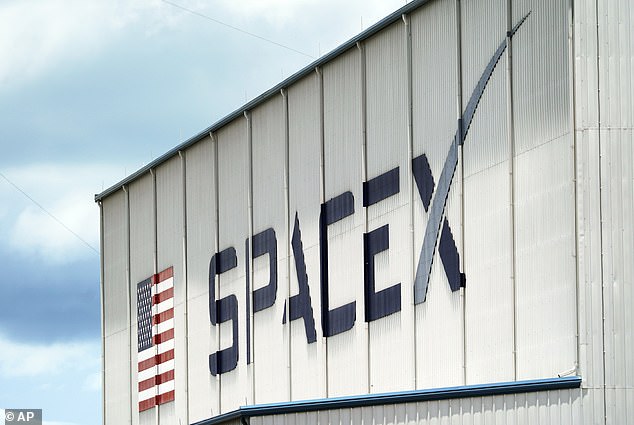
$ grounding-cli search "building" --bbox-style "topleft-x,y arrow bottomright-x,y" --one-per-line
95,0 -> 634,423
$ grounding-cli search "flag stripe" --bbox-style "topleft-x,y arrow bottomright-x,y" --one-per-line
138,376 -> 156,392
139,398 -> 156,412
157,268 -> 173,282
157,390 -> 175,405
153,308 -> 174,325
154,287 -> 174,304
153,328 -> 174,344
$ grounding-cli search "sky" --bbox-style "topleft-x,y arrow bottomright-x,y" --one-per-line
0,1 -> 409,424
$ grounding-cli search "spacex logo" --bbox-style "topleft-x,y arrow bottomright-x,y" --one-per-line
207,15 -> 529,375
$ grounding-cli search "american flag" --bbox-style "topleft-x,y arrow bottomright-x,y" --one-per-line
137,267 -> 175,412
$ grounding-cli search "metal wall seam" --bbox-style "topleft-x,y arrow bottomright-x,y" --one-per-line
593,0 -> 608,422
316,65 -> 328,398
281,87 -> 292,402
124,185 -> 132,425
245,110 -> 255,405
212,131 -> 222,414
401,11 -> 416,391
455,0 -> 466,387
99,199 -> 106,425
505,0 -> 518,382
150,168 -> 159,425
357,39 -> 369,395
568,0 -> 582,383
179,150 -> 190,425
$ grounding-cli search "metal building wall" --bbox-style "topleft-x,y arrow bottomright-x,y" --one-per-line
184,136 -> 219,423
460,0 -> 514,385
216,118 -> 251,412
596,1 -> 634,423
155,156 -> 187,423
321,47 -> 368,397
102,189 -> 131,425
287,73 -> 327,401
410,0 -> 463,389
250,95 -> 290,404
249,388 -> 583,425
128,173 -> 156,425
573,0 -> 634,423
364,21 -> 414,394
511,0 -> 577,381
96,0 -> 634,422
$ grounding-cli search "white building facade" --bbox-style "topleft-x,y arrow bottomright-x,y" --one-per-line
97,0 -> 634,423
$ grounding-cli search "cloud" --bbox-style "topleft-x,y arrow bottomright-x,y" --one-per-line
0,333 -> 100,379
0,0 -> 192,89
83,371 -> 102,392
2,163 -> 125,264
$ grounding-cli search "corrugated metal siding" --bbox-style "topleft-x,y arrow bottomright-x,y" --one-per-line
128,172 -> 156,425
217,117 -> 251,412
102,189 -> 130,425
185,136 -> 219,422
287,73 -> 327,401
461,0 -> 513,385
103,190 -> 129,337
572,0 -> 604,424
364,21 -> 413,394
596,0 -> 634,421
511,0 -> 577,382
512,0 -> 571,155
105,330 -> 132,425
410,0 -> 463,389
249,389 -> 583,425
463,163 -> 514,384
322,47 -> 368,397
514,137 -> 577,379
251,95 -> 290,404
155,156 -> 186,424
461,0 -> 508,175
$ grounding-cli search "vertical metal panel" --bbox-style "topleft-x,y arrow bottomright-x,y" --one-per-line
410,0 -> 463,389
461,0 -> 514,385
103,190 -> 128,337
156,155 -> 185,423
461,0 -> 509,175
102,189 -> 130,425
572,0 -> 605,423
364,21 -> 413,394
597,0 -> 634,130
463,162 -> 513,384
575,128 -> 605,423
512,0 -> 571,155
251,95 -> 289,404
597,1 -> 634,423
514,136 -> 577,380
128,172 -> 155,425
600,132 -> 634,425
322,47 -> 367,397
217,117 -> 251,412
185,136 -> 219,422
510,0 -> 577,382
287,73 -> 327,401
104,330 -> 132,425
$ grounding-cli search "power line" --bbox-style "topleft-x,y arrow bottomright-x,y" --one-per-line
0,171 -> 100,256
159,0 -> 316,59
